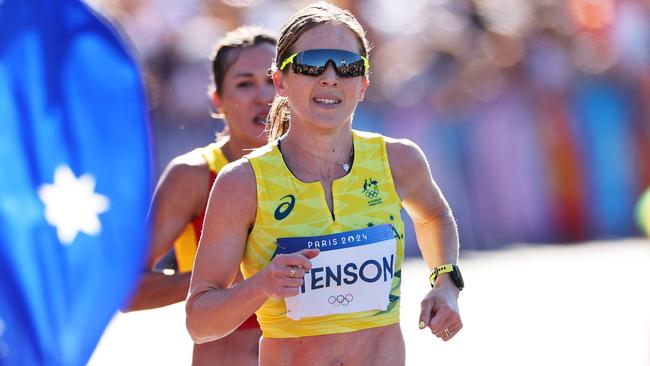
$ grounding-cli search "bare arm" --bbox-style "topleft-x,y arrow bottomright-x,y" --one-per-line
126,272 -> 192,311
387,138 -> 459,270
186,159 -> 318,343
124,154 -> 210,311
386,138 -> 462,341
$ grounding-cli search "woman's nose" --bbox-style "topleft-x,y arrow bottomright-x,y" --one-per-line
319,62 -> 339,86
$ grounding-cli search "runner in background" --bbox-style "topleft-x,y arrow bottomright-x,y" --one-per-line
125,26 -> 276,366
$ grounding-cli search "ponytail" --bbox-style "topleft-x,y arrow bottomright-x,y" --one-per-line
267,95 -> 290,142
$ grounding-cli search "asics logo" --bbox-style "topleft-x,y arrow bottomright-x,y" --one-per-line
274,194 -> 296,220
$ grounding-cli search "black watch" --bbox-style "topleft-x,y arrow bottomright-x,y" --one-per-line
429,264 -> 464,291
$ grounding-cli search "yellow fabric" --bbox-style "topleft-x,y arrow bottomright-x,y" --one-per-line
242,130 -> 405,338
174,224 -> 198,273
173,143 -> 229,273
200,142 -> 229,175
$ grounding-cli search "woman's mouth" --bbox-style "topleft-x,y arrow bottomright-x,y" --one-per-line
313,97 -> 341,105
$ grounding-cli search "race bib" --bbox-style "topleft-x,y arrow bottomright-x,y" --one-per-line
275,224 -> 397,320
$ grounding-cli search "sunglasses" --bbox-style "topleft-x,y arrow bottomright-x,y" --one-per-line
279,49 -> 369,78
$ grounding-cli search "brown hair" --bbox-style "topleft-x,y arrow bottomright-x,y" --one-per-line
267,1 -> 371,141
210,25 -> 277,96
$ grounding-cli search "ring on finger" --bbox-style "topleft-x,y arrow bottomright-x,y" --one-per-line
288,267 -> 297,278
444,328 -> 451,337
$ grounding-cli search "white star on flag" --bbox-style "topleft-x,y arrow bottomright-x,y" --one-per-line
38,165 -> 110,245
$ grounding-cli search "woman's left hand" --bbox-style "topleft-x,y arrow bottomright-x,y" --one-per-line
418,284 -> 462,341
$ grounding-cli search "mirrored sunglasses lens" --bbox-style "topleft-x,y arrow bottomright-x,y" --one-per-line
293,63 -> 324,75
336,59 -> 366,77
295,50 -> 365,77
297,50 -> 336,67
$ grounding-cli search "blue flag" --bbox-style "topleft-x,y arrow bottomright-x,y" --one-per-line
0,0 -> 151,365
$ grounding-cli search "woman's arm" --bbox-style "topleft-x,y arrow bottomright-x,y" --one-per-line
386,137 -> 462,341
186,159 -> 318,343
124,154 -> 210,311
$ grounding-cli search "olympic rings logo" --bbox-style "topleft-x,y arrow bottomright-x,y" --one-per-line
364,189 -> 379,199
328,294 -> 353,307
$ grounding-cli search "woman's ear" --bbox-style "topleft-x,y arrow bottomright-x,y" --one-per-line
358,76 -> 369,102
273,70 -> 288,97
211,92 -> 225,118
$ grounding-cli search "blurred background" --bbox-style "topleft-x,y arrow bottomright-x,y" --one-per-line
79,1 -> 650,365
86,0 -> 650,253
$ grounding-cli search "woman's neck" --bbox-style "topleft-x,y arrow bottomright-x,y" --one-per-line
279,124 -> 354,182
285,119 -> 352,156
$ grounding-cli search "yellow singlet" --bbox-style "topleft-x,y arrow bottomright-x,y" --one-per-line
173,143 -> 228,273
242,130 -> 405,338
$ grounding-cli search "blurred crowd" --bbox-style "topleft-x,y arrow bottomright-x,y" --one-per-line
88,0 -> 650,251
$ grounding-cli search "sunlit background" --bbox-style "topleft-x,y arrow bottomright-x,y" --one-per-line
87,0 -> 650,252
82,0 -> 650,364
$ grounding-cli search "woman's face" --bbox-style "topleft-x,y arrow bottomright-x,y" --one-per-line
273,23 -> 369,131
213,43 -> 276,146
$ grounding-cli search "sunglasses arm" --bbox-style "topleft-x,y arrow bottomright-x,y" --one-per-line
279,53 -> 297,71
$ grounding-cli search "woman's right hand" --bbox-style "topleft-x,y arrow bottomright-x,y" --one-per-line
260,248 -> 320,299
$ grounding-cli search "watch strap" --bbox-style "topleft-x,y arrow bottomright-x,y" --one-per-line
429,264 -> 454,287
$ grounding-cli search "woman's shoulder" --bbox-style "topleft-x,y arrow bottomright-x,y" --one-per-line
158,147 -> 211,188
167,144 -> 213,172
152,147 -> 214,214
352,129 -> 383,139
351,130 -> 425,170
383,136 -> 421,155
210,158 -> 258,221
215,158 -> 256,189
383,137 -> 429,183
353,130 -> 418,151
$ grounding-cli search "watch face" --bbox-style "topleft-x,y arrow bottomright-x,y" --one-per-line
451,265 -> 464,291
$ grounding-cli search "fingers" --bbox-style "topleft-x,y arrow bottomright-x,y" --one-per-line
427,304 -> 451,333
299,248 -> 320,260
267,263 -> 305,285
429,307 -> 462,341
419,293 -> 462,341
262,250 -> 319,299
432,321 -> 463,342
278,249 -> 320,271
418,297 -> 434,330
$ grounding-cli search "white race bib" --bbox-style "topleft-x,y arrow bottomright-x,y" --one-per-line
275,224 -> 397,320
